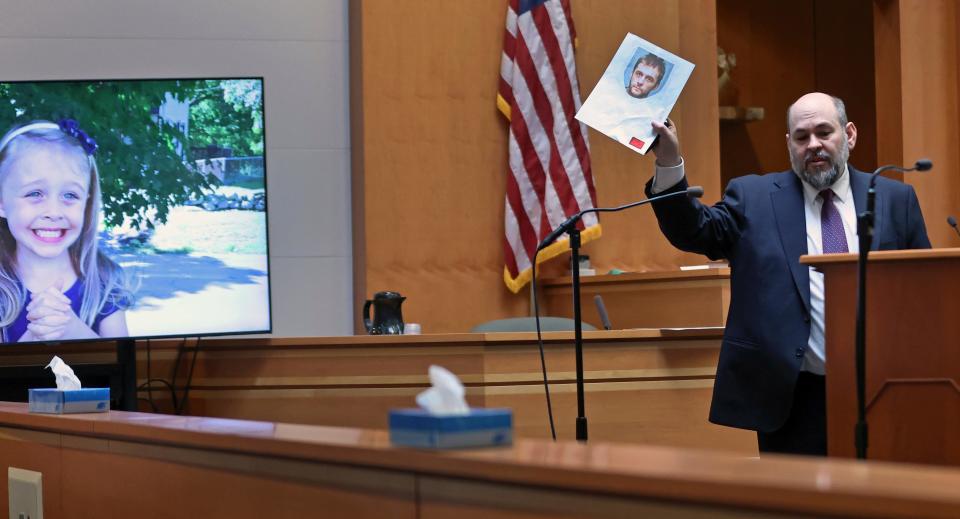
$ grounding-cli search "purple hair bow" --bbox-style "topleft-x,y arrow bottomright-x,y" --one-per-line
58,119 -> 98,155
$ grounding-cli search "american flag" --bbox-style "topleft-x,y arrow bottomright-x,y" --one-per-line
498,0 -> 599,293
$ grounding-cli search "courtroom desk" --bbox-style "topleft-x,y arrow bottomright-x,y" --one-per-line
0,329 -> 754,455
541,268 -> 730,329
1,403 -> 959,519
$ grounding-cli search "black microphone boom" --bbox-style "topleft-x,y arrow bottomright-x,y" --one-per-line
948,216 -> 960,239
537,186 -> 705,251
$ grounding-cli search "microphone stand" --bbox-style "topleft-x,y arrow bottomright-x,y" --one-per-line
854,183 -> 875,460
538,186 -> 703,442
569,226 -> 587,442
853,159 -> 931,459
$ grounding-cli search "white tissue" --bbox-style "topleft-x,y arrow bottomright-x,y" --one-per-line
415,365 -> 470,416
45,356 -> 81,391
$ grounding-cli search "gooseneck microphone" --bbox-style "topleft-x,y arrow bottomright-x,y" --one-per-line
537,186 -> 705,251
532,184 -> 704,443
854,158 -> 932,460
948,216 -> 960,239
869,158 -> 933,187
593,295 -> 612,330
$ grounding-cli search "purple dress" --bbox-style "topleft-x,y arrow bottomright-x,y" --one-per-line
3,280 -> 120,343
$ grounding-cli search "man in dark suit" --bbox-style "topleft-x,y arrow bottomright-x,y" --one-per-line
645,92 -> 930,455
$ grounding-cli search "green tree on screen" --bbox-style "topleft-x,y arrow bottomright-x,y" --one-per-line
0,79 -> 263,231
189,79 -> 264,157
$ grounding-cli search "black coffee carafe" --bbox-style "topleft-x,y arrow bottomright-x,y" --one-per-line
362,291 -> 406,335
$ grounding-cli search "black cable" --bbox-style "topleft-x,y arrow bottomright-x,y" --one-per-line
137,378 -> 176,393
136,337 -> 180,413
531,253 -> 557,441
168,337 -> 187,411
175,337 -> 201,415
137,397 -> 158,413
146,338 -> 154,409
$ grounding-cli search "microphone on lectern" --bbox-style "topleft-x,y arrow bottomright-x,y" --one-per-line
593,295 -> 612,330
947,216 -> 960,239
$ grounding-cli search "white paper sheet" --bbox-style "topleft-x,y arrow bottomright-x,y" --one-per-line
576,33 -> 695,154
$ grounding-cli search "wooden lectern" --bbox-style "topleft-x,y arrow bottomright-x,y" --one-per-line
802,249 -> 960,466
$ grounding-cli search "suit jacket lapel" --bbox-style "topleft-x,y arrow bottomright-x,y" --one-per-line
850,167 -> 881,250
770,172 -> 811,312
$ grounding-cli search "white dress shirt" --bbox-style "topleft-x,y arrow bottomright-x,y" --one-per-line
798,165 -> 857,374
651,163 -> 858,375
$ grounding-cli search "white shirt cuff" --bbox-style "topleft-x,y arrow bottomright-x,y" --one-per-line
651,158 -> 686,194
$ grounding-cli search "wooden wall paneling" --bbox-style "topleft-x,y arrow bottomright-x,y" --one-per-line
813,0 -> 878,173
479,337 -> 753,451
57,439 -> 417,519
350,0 -> 368,334
137,341 -> 489,427
353,1 -> 525,334
352,1 -> 722,333
418,476 -> 791,519
541,269 -> 730,330
901,0 -> 960,248
874,0 -> 960,248
716,0 -> 878,186
717,0 -> 817,189
573,0 -> 721,276
0,427 -> 63,517
9,404 -> 960,519
124,334 -> 755,454
678,0 -> 723,198
872,0 -> 905,170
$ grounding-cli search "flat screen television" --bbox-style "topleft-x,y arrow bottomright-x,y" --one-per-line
0,77 -> 271,407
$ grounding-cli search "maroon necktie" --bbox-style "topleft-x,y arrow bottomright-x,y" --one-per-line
820,189 -> 849,253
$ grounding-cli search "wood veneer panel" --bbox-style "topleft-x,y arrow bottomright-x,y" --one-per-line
352,1 -> 721,333
810,251 -> 960,464
867,381 -> 960,464
716,0 -> 815,188
5,404 -> 960,519
542,272 -> 729,329
874,0 -> 960,248
717,1 -> 877,185
132,334 -> 753,452
0,427 -> 63,518
573,0 -> 721,277
419,476 -> 790,519
60,447 -> 416,519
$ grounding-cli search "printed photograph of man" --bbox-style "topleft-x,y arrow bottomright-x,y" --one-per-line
626,53 -> 666,99
575,33 -> 694,155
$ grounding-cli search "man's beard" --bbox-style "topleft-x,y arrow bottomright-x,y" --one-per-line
791,139 -> 849,190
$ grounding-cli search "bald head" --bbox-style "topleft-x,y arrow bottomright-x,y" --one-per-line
787,92 -> 848,131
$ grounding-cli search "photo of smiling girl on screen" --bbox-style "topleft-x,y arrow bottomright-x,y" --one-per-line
0,119 -> 133,342
0,78 -> 271,344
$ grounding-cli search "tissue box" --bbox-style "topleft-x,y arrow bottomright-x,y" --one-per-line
389,408 -> 512,449
28,388 -> 110,414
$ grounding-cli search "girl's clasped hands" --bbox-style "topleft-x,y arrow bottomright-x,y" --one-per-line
20,279 -> 89,342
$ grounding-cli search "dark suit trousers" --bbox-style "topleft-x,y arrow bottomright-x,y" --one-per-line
757,371 -> 827,456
